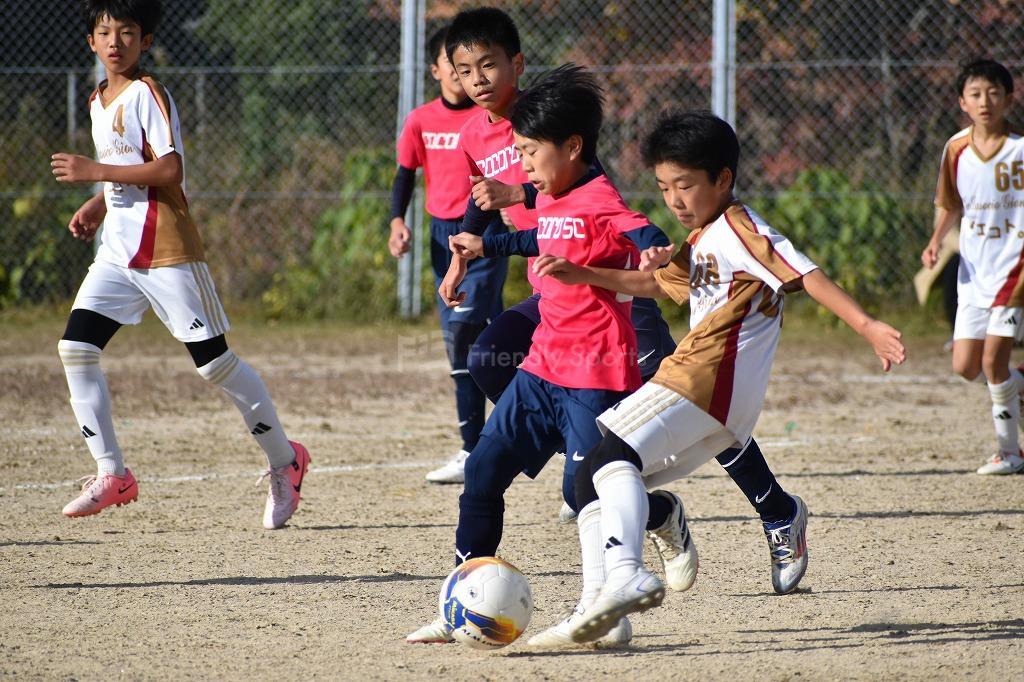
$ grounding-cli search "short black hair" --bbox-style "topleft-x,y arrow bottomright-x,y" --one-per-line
510,64 -> 604,164
642,110 -> 739,188
445,7 -> 521,62
82,0 -> 161,37
427,26 -> 448,66
956,58 -> 1014,95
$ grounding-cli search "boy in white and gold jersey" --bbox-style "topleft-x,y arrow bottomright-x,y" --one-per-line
49,0 -> 309,527
533,111 -> 906,642
923,58 -> 1024,474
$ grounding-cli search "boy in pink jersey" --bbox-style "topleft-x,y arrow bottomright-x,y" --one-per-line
49,0 -> 309,528
388,26 -> 507,483
408,64 -> 671,648
534,110 -> 906,643
922,58 -> 1024,475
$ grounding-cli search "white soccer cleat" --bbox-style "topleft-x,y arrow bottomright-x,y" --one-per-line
569,569 -> 665,643
646,490 -> 698,591
406,617 -> 454,644
426,449 -> 470,484
977,450 -> 1024,475
526,609 -> 631,649
557,501 -> 578,524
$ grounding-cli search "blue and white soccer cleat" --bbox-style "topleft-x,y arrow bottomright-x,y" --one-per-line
568,569 -> 665,643
763,494 -> 808,594
646,490 -> 698,591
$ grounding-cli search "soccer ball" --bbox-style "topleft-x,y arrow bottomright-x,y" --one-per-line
439,556 -> 533,650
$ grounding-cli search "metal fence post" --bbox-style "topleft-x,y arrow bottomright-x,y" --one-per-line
396,0 -> 420,318
712,0 -> 736,128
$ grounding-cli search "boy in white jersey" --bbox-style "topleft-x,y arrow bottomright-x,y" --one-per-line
534,111 -> 906,642
922,58 -> 1024,475
49,0 -> 309,528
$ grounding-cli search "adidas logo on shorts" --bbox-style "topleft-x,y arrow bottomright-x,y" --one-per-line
189,318 -> 205,330
1006,316 -> 1019,326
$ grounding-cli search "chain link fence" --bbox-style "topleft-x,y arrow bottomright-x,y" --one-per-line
1,0 -> 1019,316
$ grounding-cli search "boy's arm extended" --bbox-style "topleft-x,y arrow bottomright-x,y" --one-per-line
921,206 -> 962,269
801,269 -> 906,371
51,151 -> 183,187
532,254 -> 670,300
449,229 -> 539,259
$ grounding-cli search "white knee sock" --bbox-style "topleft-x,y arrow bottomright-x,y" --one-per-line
989,377 -> 1021,454
196,350 -> 294,468
58,340 -> 124,476
594,460 -> 649,586
576,501 -> 605,610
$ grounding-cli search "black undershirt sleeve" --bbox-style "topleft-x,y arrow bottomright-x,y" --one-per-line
389,165 -> 417,220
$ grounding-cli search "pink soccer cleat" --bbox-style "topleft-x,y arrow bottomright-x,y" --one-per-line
62,468 -> 139,517
260,441 -> 310,529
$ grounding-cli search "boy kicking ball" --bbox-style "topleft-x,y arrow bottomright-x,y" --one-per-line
533,110 -> 906,642
51,0 -> 309,528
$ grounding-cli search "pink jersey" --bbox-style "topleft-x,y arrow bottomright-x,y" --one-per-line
459,109 -> 541,289
396,98 -> 479,220
520,173 -> 647,391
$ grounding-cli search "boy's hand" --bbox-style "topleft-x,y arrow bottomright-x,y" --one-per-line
68,194 -> 107,241
920,240 -> 940,269
639,244 -> 674,272
439,255 -> 468,307
51,153 -> 100,184
533,254 -> 588,285
388,217 -> 412,258
861,320 -> 906,372
470,176 -> 525,210
449,233 -> 484,259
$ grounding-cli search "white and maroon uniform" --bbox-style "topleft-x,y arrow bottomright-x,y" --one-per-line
520,174 -> 646,392
458,110 -> 541,289
396,97 -> 478,220
598,203 -> 818,486
936,125 -> 1024,339
72,73 -> 226,342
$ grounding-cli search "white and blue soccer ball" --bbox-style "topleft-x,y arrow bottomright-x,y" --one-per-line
439,556 -> 533,649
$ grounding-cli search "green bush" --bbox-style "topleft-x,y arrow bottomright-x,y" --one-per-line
748,167 -> 927,308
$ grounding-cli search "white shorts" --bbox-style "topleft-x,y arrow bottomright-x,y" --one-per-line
73,260 -> 229,342
597,382 -> 740,489
953,302 -> 1024,341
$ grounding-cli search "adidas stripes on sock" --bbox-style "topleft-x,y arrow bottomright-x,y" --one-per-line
196,350 -> 294,469
988,376 -> 1021,455
58,340 -> 125,476
594,460 -> 648,587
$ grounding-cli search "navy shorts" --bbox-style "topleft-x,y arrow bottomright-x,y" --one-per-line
478,368 -> 629,480
431,216 -> 508,327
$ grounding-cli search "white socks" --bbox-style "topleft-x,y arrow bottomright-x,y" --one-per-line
989,373 -> 1021,455
576,501 -> 605,610
196,350 -> 294,468
58,340 -> 124,476
593,460 -> 649,587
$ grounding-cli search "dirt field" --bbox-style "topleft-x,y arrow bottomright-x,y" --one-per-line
2,313 -> 1022,680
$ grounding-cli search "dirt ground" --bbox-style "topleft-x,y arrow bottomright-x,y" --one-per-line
1,312 -> 1022,680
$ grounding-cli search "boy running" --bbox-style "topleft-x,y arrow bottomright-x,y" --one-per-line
922,58 -> 1024,475
531,110 -> 906,643
50,0 -> 309,529
387,26 -> 507,483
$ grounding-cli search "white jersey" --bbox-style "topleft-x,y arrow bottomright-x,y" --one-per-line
89,73 -> 204,269
651,203 -> 818,443
935,125 -> 1024,308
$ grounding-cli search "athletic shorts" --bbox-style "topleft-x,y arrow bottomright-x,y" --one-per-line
480,369 -> 629,480
72,259 -> 228,342
430,216 -> 508,327
953,302 -> 1024,341
597,381 -> 740,488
